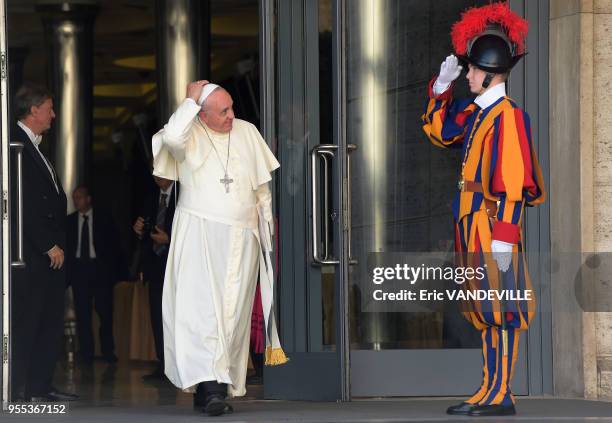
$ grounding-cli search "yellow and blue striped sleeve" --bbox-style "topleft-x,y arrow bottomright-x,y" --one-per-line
421,78 -> 476,149
489,107 -> 545,244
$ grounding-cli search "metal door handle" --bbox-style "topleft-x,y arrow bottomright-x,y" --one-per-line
10,142 -> 25,268
347,144 -> 357,264
311,144 -> 339,265
320,150 -> 334,260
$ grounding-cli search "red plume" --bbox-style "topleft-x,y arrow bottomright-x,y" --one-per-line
451,2 -> 529,55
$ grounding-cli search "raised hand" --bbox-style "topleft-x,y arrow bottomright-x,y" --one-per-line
437,54 -> 463,86
186,80 -> 210,103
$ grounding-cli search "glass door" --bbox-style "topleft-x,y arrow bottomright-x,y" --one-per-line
264,0 -> 546,400
343,0 -> 529,397
263,0 -> 344,400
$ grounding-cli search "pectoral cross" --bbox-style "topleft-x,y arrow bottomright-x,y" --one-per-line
220,173 -> 234,193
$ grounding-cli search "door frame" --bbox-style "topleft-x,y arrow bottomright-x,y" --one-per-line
0,0 -> 10,408
509,0 -> 553,396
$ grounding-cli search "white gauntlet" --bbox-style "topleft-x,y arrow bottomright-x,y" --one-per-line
491,240 -> 513,272
433,54 -> 463,96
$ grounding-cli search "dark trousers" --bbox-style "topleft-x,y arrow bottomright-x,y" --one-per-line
251,352 -> 263,377
148,271 -> 164,366
11,258 -> 65,398
72,259 -> 114,360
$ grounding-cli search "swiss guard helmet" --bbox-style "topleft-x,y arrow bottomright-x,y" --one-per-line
451,2 -> 528,88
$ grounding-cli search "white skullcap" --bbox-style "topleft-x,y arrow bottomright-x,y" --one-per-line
198,83 -> 221,106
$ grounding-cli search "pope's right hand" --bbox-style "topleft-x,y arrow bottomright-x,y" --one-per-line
436,54 -> 462,87
186,80 -> 210,102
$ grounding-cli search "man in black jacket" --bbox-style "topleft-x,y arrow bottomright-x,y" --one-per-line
133,175 -> 177,380
67,186 -> 121,365
10,83 -> 77,402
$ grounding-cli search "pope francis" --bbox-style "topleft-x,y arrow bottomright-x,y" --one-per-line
152,80 -> 287,416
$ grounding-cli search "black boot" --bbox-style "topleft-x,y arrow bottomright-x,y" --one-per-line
468,403 -> 516,416
204,394 -> 227,417
201,381 -> 233,416
446,402 -> 478,415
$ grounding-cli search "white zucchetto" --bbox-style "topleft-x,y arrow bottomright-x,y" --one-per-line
198,83 -> 221,106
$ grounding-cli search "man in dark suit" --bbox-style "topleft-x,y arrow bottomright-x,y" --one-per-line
66,186 -> 121,365
133,175 -> 177,380
10,83 -> 77,402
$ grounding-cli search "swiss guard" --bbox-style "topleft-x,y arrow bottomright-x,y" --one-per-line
422,2 -> 546,417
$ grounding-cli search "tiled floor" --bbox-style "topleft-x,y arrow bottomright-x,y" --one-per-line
3,361 -> 612,422
54,360 -> 263,407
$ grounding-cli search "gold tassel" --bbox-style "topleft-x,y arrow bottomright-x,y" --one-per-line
264,346 -> 289,366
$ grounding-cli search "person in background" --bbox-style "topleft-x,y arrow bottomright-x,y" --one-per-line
67,185 -> 121,365
10,83 -> 77,402
133,175 -> 178,380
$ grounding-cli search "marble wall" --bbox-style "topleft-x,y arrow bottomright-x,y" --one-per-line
593,0 -> 612,402
550,0 -> 612,400
550,0 -> 591,399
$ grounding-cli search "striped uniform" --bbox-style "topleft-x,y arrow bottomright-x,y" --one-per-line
422,79 -> 545,406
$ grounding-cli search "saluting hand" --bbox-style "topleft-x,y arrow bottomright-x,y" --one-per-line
47,245 -> 65,270
433,54 -> 463,96
437,54 -> 462,86
187,80 -> 210,103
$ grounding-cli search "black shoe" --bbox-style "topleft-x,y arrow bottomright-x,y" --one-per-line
468,403 -> 516,416
446,402 -> 477,415
30,389 -> 79,402
203,395 -> 227,417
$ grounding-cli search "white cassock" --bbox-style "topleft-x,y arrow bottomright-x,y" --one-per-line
152,98 -> 287,397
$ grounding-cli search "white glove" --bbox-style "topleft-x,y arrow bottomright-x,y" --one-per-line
433,55 -> 463,96
491,240 -> 514,272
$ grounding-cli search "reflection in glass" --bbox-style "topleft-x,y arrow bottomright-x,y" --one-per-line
346,0 -> 489,350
